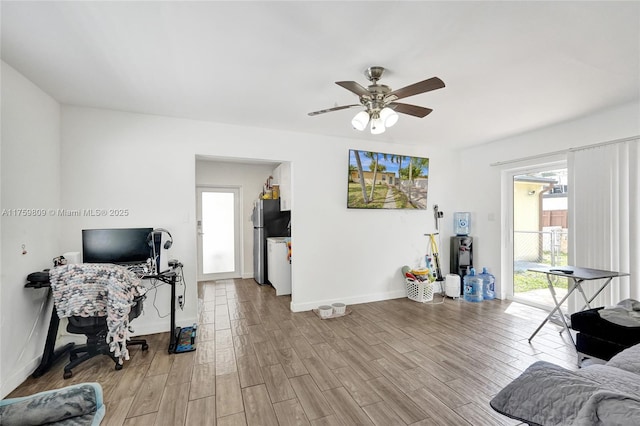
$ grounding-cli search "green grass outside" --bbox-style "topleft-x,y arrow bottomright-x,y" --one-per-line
514,272 -> 569,292
514,250 -> 569,293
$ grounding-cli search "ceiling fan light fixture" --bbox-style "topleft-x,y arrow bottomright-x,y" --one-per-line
370,117 -> 385,134
351,110 -> 369,131
308,66 -> 445,134
380,107 -> 399,128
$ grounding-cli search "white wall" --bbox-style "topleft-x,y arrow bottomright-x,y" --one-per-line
457,100 -> 640,298
0,62 -> 61,398
195,159 -> 278,278
60,106 -> 459,316
59,108 -> 198,335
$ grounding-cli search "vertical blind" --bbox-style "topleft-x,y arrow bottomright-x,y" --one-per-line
568,139 -> 640,310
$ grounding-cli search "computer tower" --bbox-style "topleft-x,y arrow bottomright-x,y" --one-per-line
450,236 -> 473,295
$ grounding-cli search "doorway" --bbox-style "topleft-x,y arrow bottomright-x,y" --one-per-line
509,164 -> 569,309
196,186 -> 241,281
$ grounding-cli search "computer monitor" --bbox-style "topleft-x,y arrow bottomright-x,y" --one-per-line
82,227 -> 153,264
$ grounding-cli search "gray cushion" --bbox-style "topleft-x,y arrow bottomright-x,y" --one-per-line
607,342 -> 640,375
491,345 -> 640,426
0,382 -> 105,425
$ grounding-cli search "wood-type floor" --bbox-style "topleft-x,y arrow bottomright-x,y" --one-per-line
9,278 -> 579,425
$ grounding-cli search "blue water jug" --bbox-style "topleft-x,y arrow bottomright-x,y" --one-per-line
463,268 -> 483,302
479,267 -> 495,300
454,212 -> 471,236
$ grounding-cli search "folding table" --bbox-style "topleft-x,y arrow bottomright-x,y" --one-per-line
527,266 -> 629,347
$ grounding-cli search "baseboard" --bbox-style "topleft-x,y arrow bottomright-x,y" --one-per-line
0,356 -> 41,399
130,315 -> 198,337
290,289 -> 407,312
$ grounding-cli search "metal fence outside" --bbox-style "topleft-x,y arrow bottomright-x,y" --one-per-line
513,229 -> 569,305
514,228 -> 568,271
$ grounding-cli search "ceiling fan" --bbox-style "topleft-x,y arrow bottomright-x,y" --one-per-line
308,66 -> 445,134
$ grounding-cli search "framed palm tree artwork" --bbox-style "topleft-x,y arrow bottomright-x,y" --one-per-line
348,149 -> 429,209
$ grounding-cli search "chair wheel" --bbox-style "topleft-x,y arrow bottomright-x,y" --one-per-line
115,363 -> 123,371
142,344 -> 149,351
63,370 -> 72,379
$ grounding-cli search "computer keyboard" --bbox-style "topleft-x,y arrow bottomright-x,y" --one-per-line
123,263 -> 153,276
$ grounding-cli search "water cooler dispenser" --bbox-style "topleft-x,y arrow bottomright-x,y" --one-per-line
451,236 -> 473,294
450,212 -> 473,295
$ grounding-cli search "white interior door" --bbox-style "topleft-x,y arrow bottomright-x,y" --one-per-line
197,186 -> 241,281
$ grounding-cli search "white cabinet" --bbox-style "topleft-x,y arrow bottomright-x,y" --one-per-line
274,162 -> 292,211
267,237 -> 291,296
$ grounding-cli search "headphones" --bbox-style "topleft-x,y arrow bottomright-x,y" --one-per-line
147,228 -> 174,249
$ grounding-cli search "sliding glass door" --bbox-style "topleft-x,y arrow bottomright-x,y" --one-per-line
508,164 -> 569,309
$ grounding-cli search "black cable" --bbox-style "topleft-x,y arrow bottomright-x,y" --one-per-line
178,265 -> 186,310
146,277 -> 170,318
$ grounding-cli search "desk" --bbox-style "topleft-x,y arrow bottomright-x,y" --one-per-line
142,271 -> 180,354
24,281 -> 75,378
26,268 -> 182,378
527,266 -> 629,347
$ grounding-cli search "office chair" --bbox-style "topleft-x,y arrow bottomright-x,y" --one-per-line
49,264 -> 149,379
63,295 -> 148,379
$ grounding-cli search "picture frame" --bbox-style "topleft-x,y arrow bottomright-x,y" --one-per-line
347,149 -> 429,209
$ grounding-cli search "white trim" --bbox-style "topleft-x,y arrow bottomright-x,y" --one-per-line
130,315 -> 198,336
501,159 -> 568,307
289,289 -> 407,312
490,135 -> 640,167
196,185 -> 243,280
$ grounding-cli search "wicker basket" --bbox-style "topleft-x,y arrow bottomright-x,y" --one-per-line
406,278 -> 434,303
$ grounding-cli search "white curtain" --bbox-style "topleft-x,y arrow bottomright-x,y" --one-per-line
568,139 -> 640,311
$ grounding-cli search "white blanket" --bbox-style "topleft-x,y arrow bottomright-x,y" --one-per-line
598,298 -> 640,327
49,264 -> 146,363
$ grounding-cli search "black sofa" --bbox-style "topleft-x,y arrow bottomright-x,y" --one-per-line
571,306 -> 640,361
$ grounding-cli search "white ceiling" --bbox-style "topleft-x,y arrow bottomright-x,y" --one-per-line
2,1 -> 639,149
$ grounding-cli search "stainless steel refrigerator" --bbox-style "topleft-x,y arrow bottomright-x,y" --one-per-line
252,199 -> 290,284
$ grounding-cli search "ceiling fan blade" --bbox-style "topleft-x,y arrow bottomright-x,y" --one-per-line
335,81 -> 370,97
387,77 -> 445,101
308,104 -> 360,116
389,102 -> 433,118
